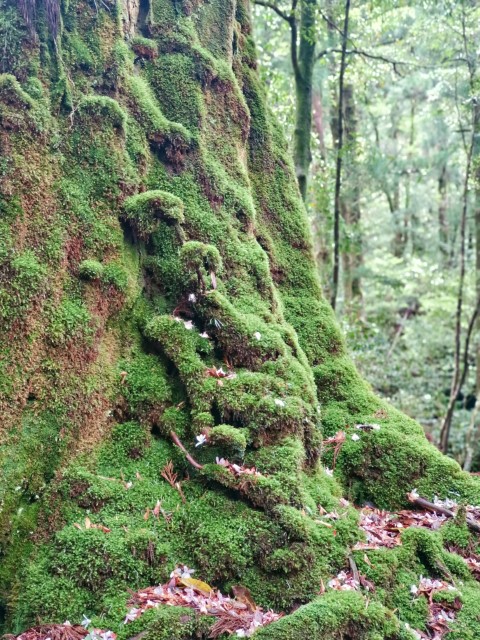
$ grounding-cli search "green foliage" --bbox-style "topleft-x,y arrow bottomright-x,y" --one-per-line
11,250 -> 47,288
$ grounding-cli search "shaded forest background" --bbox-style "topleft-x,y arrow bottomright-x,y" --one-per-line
253,0 -> 480,467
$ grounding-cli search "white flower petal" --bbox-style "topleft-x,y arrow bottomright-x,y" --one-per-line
195,434 -> 207,447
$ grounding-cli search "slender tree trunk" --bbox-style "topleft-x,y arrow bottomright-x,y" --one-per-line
331,0 -> 351,311
439,130 -> 475,453
463,399 -> 480,471
389,125 -> 405,258
438,164 -> 449,260
255,0 -> 317,201
407,101 -> 423,254
465,107 -> 480,469
293,0 -> 317,201
340,83 -> 363,314
312,91 -> 327,162
311,90 -> 331,297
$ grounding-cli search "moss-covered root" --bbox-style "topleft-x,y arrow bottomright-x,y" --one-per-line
254,591 -> 401,640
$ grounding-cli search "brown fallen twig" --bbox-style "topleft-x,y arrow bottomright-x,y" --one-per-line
348,553 -> 360,584
408,493 -> 480,534
170,431 -> 204,470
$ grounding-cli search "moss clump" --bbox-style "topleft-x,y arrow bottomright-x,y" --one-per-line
208,424 -> 247,458
180,241 -> 222,284
77,95 -> 127,131
120,353 -> 171,415
115,606 -> 213,640
254,591 -> 400,639
131,37 -> 158,61
125,74 -> 193,157
102,262 -> 129,292
79,259 -> 104,280
11,250 -> 47,291
47,298 -> 92,346
0,74 -> 35,107
124,190 -> 185,237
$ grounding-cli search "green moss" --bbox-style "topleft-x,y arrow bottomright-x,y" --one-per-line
102,262 -> 129,291
47,298 -> 92,345
0,73 -> 36,110
125,73 -> 193,153
78,95 -> 127,131
447,585 -> 480,638
120,353 -> 171,413
180,241 -> 222,275
124,190 -> 185,237
131,37 -> 158,60
11,250 -> 47,290
116,606 -> 213,640
440,519 -> 471,549
209,424 -> 247,458
254,591 -> 399,639
79,259 -> 104,280
4,0 -> 480,635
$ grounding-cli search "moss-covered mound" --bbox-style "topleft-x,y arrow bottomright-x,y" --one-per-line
1,0 -> 480,638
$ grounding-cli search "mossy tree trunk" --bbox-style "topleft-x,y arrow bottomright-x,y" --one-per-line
1,1 -> 480,639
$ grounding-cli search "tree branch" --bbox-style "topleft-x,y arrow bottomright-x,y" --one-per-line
289,0 -> 300,82
253,0 -> 289,22
254,0 -> 300,81
408,494 -> 480,535
316,47 -> 409,75
170,431 -> 204,470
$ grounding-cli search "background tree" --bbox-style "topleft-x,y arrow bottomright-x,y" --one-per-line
254,0 -> 480,463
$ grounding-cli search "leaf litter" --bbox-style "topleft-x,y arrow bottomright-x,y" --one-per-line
124,565 -> 282,637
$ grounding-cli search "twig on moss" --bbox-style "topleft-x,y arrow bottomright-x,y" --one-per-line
322,430 -> 346,470
407,492 -> 480,534
170,431 -> 204,470
161,461 -> 187,503
348,553 -> 360,584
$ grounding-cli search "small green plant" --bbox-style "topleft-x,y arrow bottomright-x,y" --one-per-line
11,250 -> 47,290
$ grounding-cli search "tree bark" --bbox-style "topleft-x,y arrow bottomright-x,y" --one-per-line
438,163 -> 449,260
292,0 -> 317,201
340,83 -> 363,314
330,0 -> 351,311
